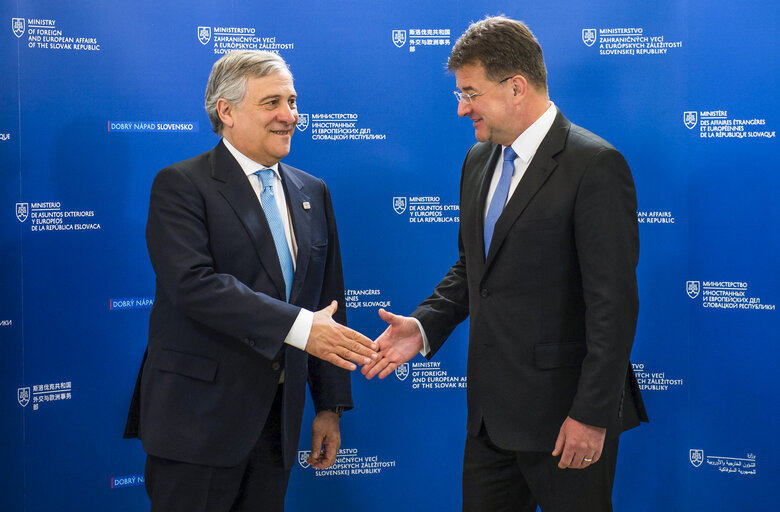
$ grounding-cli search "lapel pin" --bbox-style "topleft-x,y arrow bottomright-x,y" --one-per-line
302,201 -> 311,210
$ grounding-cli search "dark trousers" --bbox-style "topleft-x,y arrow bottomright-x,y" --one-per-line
462,424 -> 619,512
145,385 -> 290,512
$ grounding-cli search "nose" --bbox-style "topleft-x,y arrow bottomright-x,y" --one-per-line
278,103 -> 297,124
457,98 -> 470,118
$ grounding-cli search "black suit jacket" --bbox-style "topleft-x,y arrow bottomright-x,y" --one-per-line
412,110 -> 647,452
124,141 -> 351,469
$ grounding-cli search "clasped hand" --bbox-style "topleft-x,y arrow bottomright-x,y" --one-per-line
306,301 -> 378,371
361,308 -> 423,379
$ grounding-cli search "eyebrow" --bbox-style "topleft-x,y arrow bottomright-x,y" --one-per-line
257,94 -> 296,103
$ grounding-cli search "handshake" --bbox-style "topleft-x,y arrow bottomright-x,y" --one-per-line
306,301 -> 422,379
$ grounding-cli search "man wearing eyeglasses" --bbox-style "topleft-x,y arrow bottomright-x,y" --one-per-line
363,16 -> 647,511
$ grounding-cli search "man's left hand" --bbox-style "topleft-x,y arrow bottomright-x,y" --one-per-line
307,410 -> 341,469
552,416 -> 606,469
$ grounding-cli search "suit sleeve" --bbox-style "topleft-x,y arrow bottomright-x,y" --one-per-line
146,165 -> 300,361
307,181 -> 353,412
411,240 -> 469,358
568,148 -> 639,428
410,147 -> 475,357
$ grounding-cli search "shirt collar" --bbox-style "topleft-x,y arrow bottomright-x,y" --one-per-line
221,137 -> 280,178
509,101 -> 557,165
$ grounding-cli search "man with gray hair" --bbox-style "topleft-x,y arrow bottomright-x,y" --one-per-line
125,50 -> 377,511
363,16 -> 647,511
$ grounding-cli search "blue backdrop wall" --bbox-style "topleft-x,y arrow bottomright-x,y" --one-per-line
2,1 -> 778,510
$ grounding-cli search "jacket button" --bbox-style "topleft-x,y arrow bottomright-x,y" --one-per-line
272,362 -> 281,371
244,338 -> 255,347
480,288 -> 489,298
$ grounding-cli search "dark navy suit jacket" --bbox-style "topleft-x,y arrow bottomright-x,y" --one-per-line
125,140 -> 351,469
412,111 -> 647,451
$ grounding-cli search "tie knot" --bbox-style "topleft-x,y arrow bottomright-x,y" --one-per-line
503,146 -> 517,162
256,169 -> 275,188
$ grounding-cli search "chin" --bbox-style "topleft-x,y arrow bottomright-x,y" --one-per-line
273,148 -> 291,160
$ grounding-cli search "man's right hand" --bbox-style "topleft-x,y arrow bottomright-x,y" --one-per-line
307,301 -> 378,371
361,308 -> 423,379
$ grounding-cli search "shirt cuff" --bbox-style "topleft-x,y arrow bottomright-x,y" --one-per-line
410,317 -> 431,357
284,308 -> 313,351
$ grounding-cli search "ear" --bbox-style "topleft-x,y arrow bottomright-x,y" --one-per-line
216,98 -> 235,129
510,75 -> 529,100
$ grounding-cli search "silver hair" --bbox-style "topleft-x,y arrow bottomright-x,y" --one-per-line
204,50 -> 291,134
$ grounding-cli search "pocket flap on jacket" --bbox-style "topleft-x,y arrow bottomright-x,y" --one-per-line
534,342 -> 586,369
152,349 -> 218,382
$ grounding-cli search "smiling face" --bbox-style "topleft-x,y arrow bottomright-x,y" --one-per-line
454,63 -> 519,146
218,70 -> 298,166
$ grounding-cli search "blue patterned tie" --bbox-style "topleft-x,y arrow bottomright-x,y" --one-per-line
256,169 -> 294,301
484,146 -> 517,257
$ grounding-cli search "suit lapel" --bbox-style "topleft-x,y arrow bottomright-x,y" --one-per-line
279,163 -> 311,305
212,141 -> 287,300
484,112 -> 570,270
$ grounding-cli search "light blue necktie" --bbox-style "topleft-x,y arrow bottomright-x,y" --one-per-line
484,146 -> 517,257
256,169 -> 294,301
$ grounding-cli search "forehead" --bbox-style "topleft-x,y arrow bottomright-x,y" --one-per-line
454,63 -> 489,91
245,70 -> 296,98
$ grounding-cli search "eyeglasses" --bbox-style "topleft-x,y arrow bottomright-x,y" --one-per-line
454,76 -> 513,104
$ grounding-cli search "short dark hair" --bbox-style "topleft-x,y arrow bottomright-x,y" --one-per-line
448,16 -> 547,92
